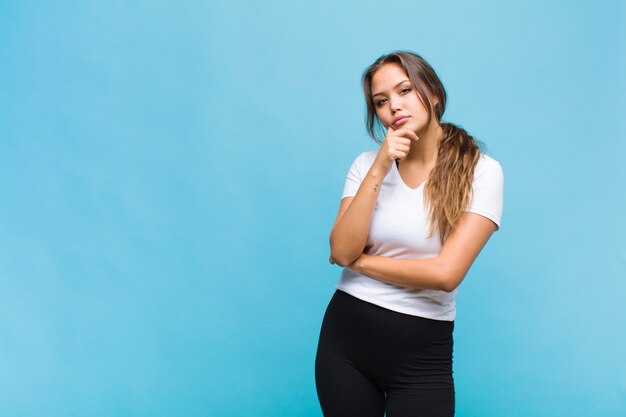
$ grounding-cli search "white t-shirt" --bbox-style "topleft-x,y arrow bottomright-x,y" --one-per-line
336,150 -> 504,321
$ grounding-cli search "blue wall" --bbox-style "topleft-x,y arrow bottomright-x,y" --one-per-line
1,1 -> 625,416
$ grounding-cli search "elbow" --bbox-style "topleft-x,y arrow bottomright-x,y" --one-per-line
330,251 -> 357,268
329,236 -> 361,267
438,264 -> 464,293
439,279 -> 459,293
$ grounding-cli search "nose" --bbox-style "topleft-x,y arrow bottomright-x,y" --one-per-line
389,94 -> 403,114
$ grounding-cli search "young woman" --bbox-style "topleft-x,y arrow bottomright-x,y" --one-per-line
315,51 -> 504,417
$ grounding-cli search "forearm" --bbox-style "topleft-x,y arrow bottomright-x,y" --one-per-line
350,254 -> 451,292
329,165 -> 388,266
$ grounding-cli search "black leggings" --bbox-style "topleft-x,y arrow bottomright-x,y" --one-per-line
315,290 -> 455,417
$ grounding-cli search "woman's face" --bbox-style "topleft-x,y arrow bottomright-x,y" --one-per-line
370,63 -> 436,135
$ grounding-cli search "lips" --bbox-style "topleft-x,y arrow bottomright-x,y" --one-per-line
394,116 -> 410,125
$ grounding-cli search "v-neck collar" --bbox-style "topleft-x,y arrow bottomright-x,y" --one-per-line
393,159 -> 428,191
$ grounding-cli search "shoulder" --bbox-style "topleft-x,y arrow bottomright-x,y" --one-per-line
474,153 -> 503,179
348,149 -> 379,170
476,153 -> 501,168
356,149 -> 379,163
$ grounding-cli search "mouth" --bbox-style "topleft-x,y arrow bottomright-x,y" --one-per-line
394,116 -> 410,126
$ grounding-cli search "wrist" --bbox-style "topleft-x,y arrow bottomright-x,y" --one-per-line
369,163 -> 390,180
372,155 -> 392,176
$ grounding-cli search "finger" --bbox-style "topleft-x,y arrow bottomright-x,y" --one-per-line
395,128 -> 420,141
406,131 -> 420,141
389,137 -> 412,147
391,150 -> 408,160
396,144 -> 410,153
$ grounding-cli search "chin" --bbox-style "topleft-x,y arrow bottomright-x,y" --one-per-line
407,123 -> 422,134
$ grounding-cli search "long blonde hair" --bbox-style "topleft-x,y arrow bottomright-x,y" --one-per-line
362,51 -> 485,244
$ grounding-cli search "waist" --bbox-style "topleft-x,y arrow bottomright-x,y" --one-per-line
337,269 -> 457,322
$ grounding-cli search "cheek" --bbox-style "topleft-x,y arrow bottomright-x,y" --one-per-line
410,96 -> 425,110
375,107 -> 389,120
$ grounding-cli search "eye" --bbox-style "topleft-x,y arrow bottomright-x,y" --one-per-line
375,98 -> 387,107
401,87 -> 412,94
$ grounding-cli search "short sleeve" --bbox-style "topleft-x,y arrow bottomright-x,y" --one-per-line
341,153 -> 365,199
466,157 -> 504,231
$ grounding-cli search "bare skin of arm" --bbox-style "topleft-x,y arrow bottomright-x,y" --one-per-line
329,127 -> 419,267
346,212 -> 497,292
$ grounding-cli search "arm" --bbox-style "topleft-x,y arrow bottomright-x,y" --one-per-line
328,164 -> 387,267
329,128 -> 419,266
348,212 -> 497,292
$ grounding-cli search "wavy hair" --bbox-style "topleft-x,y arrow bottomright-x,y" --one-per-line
362,51 -> 485,244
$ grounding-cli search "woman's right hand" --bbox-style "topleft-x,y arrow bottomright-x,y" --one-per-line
373,126 -> 420,174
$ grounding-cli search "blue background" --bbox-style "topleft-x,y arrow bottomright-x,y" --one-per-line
1,1 -> 625,416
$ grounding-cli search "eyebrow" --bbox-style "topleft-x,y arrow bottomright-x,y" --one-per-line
372,80 -> 411,98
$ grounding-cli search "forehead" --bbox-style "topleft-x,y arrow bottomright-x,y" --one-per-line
371,63 -> 410,91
